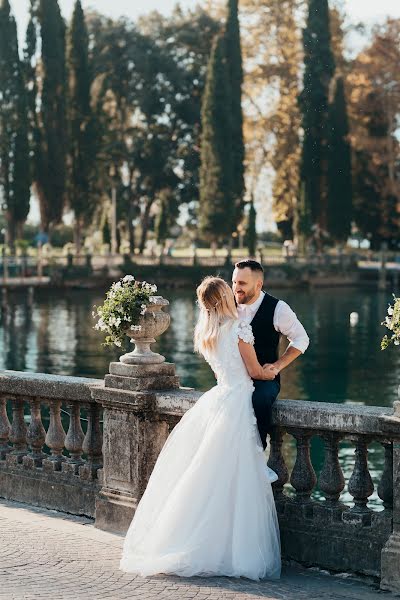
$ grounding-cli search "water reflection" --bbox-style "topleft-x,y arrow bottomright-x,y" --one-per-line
0,286 -> 397,508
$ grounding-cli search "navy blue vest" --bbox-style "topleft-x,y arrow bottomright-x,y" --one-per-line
250,292 -> 280,383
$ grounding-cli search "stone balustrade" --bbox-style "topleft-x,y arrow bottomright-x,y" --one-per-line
268,400 -> 398,580
0,366 -> 399,593
0,370 -> 103,516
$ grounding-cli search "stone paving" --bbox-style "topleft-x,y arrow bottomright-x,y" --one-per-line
0,499 -> 395,600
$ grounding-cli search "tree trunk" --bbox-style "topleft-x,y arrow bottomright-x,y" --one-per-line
139,199 -> 153,254
128,200 -> 135,255
6,213 -> 16,254
74,218 -> 82,255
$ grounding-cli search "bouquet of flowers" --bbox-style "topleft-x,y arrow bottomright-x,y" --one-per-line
93,275 -> 157,348
381,295 -> 400,350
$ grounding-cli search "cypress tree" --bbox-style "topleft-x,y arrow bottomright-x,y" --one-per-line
225,0 -> 245,226
199,33 -> 234,246
68,0 -> 94,252
299,0 -> 335,240
327,76 -> 352,243
36,0 -> 67,232
246,198 -> 257,256
0,0 -> 31,247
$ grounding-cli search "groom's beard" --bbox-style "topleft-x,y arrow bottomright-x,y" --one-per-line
234,288 -> 258,305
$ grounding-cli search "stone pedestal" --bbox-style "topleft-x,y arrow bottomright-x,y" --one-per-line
91,361 -> 180,534
380,412 -> 400,593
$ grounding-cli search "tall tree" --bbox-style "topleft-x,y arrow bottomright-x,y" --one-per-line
0,0 -> 31,247
299,0 -> 335,243
347,19 -> 400,249
198,32 -> 234,246
68,0 -> 95,252
240,0 -> 303,239
88,9 -> 217,253
327,76 -> 352,243
225,0 -> 245,225
35,0 -> 67,233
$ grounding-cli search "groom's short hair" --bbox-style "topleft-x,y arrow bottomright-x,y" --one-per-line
235,259 -> 264,278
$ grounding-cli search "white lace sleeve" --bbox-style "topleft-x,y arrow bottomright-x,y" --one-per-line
237,321 -> 254,345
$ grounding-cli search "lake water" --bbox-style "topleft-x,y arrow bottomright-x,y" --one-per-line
1,285 -> 398,507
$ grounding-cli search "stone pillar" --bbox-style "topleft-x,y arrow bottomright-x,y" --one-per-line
90,295 -> 181,534
380,405 -> 400,593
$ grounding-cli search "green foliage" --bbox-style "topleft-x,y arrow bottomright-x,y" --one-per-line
34,0 -> 67,231
381,296 -> 400,350
299,0 -> 335,235
327,76 -> 352,242
88,9 -> 217,253
93,276 -> 157,347
0,0 -> 31,245
225,0 -> 245,225
245,199 -> 257,255
199,33 -> 234,244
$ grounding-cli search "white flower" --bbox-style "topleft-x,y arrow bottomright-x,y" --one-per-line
122,275 -> 135,283
114,340 -> 122,347
388,306 -> 394,316
395,340 -> 400,346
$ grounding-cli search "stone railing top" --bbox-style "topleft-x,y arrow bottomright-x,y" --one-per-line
0,370 -> 397,437
272,399 -> 395,436
0,370 -> 101,401
155,391 -> 397,437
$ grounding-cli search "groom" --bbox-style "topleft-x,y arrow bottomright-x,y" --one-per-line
232,259 -> 309,450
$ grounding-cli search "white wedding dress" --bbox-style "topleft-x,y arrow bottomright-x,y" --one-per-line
120,319 -> 281,581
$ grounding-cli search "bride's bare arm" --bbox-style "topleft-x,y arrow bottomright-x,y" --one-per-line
238,340 -> 278,381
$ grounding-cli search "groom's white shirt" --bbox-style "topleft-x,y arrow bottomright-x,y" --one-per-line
236,291 -> 309,354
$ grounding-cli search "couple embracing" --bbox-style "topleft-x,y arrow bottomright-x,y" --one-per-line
120,259 -> 309,581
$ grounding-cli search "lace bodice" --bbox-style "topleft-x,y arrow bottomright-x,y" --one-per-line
203,320 -> 254,388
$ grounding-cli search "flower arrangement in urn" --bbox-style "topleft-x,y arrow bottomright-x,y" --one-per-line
93,275 -> 158,347
381,295 -> 400,349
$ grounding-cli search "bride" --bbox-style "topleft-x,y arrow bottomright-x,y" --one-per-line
120,276 -> 281,581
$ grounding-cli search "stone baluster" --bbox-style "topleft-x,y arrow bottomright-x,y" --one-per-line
62,402 -> 85,475
378,442 -> 393,509
24,397 -> 46,468
347,437 -> 374,512
267,427 -> 289,498
318,433 -> 345,503
80,402 -> 103,480
290,429 -> 317,501
43,399 -> 66,471
7,397 -> 28,464
0,395 -> 11,459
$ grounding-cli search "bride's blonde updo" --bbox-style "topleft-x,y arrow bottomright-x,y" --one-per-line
194,276 -> 237,355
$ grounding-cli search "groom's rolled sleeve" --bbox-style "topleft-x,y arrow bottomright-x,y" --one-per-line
273,300 -> 309,353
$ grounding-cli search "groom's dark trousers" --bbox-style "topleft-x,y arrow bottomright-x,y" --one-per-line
252,379 -> 280,450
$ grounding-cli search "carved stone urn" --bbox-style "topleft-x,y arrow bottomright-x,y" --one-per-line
119,296 -> 170,365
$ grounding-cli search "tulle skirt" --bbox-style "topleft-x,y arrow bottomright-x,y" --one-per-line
120,380 -> 281,581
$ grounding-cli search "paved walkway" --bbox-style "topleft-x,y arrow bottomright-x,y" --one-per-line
0,499 -> 394,600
